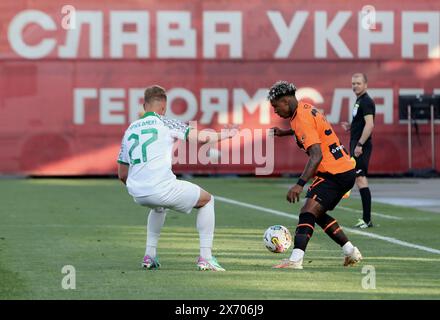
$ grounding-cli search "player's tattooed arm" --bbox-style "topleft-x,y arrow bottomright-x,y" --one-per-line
287,144 -> 322,203
300,144 -> 323,182
271,127 -> 294,137
287,144 -> 323,203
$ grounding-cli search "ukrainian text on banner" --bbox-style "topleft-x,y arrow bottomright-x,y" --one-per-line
0,0 -> 439,175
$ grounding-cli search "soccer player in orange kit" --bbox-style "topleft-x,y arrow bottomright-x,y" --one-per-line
269,81 -> 362,269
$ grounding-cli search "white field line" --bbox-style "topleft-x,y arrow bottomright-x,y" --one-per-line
336,205 -> 403,220
216,196 -> 440,255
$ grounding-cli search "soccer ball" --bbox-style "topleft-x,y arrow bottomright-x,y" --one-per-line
263,225 -> 292,253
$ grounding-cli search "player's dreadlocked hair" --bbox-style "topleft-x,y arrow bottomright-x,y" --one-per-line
267,81 -> 297,102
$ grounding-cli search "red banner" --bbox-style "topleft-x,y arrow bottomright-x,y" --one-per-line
0,0 -> 439,175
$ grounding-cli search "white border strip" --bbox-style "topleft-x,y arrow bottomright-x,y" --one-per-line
216,196 -> 440,255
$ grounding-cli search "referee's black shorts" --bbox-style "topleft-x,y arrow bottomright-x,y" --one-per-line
350,140 -> 372,177
305,169 -> 356,211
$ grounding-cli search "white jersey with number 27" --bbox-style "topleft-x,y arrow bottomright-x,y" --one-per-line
117,112 -> 190,197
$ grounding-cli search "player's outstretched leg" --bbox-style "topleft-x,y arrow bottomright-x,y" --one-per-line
273,212 -> 316,269
195,192 -> 225,271
142,208 -> 166,270
316,213 -> 363,266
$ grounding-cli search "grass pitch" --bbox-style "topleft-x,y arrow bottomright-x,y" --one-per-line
0,177 -> 439,300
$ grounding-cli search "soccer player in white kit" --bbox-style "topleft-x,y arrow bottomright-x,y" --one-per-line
117,85 -> 238,271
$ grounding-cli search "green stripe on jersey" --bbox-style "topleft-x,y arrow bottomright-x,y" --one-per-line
140,112 -> 161,119
185,127 -> 192,140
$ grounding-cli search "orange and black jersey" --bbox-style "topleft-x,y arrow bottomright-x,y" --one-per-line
290,101 -> 354,175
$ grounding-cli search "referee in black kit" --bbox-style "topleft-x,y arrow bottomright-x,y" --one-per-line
342,73 -> 375,228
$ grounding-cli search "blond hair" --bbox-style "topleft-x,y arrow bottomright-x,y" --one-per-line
144,85 -> 167,104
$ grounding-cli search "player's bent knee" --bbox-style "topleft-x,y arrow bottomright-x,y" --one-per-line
152,207 -> 166,214
195,189 -> 212,208
301,198 -> 325,217
356,176 -> 368,188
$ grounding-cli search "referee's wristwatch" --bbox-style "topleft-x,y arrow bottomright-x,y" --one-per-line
356,141 -> 363,147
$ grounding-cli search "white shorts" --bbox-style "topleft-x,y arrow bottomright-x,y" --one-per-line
133,180 -> 201,214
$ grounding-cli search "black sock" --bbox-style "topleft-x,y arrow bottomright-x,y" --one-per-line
316,213 -> 349,247
294,212 -> 316,251
359,187 -> 372,223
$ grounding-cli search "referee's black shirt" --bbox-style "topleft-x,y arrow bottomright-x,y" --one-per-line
350,92 -> 376,143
